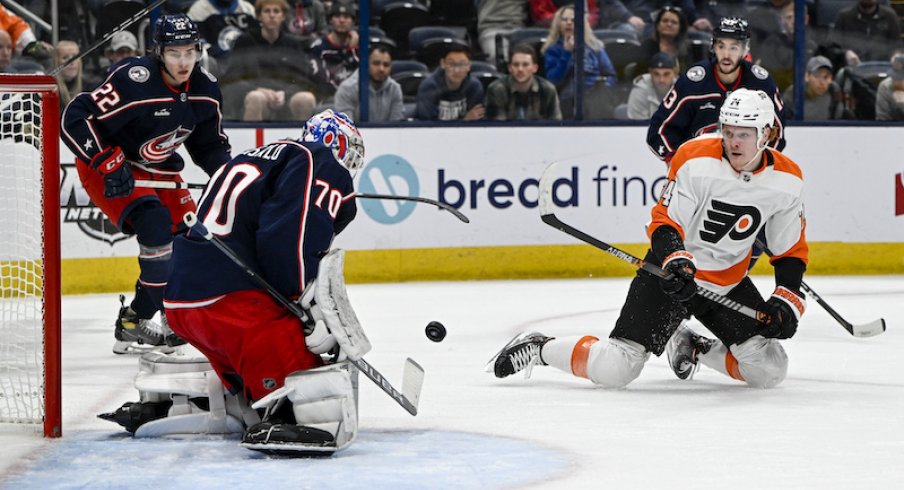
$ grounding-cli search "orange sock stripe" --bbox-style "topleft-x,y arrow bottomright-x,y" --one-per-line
571,336 -> 600,379
725,352 -> 744,381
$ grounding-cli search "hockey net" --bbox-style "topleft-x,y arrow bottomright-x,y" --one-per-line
0,75 -> 61,437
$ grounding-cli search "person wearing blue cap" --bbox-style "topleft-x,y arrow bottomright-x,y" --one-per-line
626,51 -> 679,120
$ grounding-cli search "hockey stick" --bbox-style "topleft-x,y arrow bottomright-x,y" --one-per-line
135,179 -> 470,223
49,0 -> 167,77
182,212 -> 423,415
539,162 -> 770,324
753,239 -> 886,337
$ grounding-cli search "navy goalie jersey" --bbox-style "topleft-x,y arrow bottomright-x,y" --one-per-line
61,56 -> 230,176
646,59 -> 786,161
164,140 -> 357,303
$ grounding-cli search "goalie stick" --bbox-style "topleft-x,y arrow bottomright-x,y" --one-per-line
182,212 -> 424,415
753,239 -> 885,338
538,162 -> 771,324
135,179 -> 470,223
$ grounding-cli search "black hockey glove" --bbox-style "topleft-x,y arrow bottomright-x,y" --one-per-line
761,287 -> 806,339
91,146 -> 133,198
660,251 -> 697,303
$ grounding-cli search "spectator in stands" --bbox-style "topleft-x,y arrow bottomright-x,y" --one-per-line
638,6 -> 692,73
486,43 -> 562,120
0,4 -> 50,68
599,0 -> 647,34
415,44 -> 485,120
54,40 -> 98,110
333,45 -> 404,122
875,54 -> 904,120
287,0 -> 327,41
0,30 -> 12,73
477,0 -> 529,67
310,1 -> 359,89
221,0 -> 331,121
757,1 -> 816,92
626,51 -> 678,119
830,0 -> 902,65
188,0 -> 257,60
782,55 -> 843,120
531,0 -> 599,28
747,0 -> 790,54
103,31 -> 139,72
542,4 -> 617,119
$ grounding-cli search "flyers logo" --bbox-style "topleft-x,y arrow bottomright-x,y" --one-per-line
700,200 -> 762,243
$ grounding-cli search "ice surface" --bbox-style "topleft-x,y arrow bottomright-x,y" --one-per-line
1,275 -> 902,489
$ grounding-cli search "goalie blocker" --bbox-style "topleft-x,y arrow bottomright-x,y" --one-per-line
101,250 -> 369,456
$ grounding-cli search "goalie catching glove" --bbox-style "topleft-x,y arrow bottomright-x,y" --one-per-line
298,249 -> 372,360
91,146 -> 134,198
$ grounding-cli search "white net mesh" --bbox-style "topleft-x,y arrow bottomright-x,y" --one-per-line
0,90 -> 46,428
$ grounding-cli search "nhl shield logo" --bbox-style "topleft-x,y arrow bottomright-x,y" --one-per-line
262,378 -> 277,390
128,66 -> 150,83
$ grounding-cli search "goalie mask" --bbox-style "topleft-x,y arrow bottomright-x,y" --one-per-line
301,110 -> 365,173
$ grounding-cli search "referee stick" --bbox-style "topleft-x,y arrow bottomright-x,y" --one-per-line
753,239 -> 885,338
182,212 -> 423,415
135,179 -> 470,223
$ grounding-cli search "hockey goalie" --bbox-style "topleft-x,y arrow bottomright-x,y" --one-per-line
100,110 -> 370,456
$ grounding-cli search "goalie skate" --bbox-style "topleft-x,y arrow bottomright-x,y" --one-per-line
241,421 -> 337,457
113,295 -> 185,355
486,331 -> 552,379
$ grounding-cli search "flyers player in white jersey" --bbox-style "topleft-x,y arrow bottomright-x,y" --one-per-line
489,89 -> 808,389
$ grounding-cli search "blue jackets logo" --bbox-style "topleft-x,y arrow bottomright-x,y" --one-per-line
358,154 -> 420,224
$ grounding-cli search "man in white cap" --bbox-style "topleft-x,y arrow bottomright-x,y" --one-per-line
105,30 -> 139,68
781,55 -> 842,120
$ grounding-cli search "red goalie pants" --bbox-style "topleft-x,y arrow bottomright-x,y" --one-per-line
166,289 -> 323,401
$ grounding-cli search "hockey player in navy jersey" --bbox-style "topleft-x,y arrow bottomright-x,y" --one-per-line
647,17 -> 786,163
156,110 -> 364,455
61,14 -> 232,354
491,89 -> 807,390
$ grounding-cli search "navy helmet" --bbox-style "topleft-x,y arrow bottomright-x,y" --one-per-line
152,13 -> 200,56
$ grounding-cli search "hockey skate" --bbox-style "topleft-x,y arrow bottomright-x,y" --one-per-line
113,295 -> 186,355
665,324 -> 717,380
487,331 -> 553,379
241,421 -> 337,457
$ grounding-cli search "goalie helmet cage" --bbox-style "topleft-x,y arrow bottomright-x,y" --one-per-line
0,75 -> 61,438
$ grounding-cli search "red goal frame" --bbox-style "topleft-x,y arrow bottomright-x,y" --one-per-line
0,75 -> 61,437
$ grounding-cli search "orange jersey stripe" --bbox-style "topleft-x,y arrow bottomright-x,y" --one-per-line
571,336 -> 600,379
695,248 -> 753,287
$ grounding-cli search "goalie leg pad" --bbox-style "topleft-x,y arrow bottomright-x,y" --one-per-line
313,250 -> 371,360
287,361 -> 359,451
108,352 -> 258,436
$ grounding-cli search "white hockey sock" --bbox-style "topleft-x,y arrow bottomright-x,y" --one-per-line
697,340 -> 745,381
541,335 -> 600,378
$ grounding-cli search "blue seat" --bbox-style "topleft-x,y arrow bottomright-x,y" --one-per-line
391,60 -> 429,76
392,70 -> 430,101
418,37 -> 470,69
594,29 -> 640,45
408,26 -> 463,54
379,1 -> 433,55
500,27 -> 548,71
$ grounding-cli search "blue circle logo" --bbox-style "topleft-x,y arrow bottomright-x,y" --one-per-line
358,154 -> 420,224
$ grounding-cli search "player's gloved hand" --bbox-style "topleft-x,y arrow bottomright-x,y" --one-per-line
91,146 -> 133,198
660,251 -> 697,302
760,286 -> 806,339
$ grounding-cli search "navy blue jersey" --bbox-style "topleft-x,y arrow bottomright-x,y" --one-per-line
61,56 -> 230,176
165,140 -> 357,303
646,59 -> 786,161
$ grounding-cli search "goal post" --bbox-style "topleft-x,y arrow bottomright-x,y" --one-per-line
0,74 -> 61,438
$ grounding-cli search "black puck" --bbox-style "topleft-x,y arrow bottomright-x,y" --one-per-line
425,321 -> 447,342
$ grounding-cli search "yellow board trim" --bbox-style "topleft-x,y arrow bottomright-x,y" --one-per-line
59,242 -> 904,295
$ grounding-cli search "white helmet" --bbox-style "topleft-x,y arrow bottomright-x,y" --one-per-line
719,88 -> 774,148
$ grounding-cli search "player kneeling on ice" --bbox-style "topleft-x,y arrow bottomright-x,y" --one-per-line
100,110 -> 368,456
490,89 -> 807,389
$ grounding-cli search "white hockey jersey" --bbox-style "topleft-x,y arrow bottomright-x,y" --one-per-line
649,134 -> 808,295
